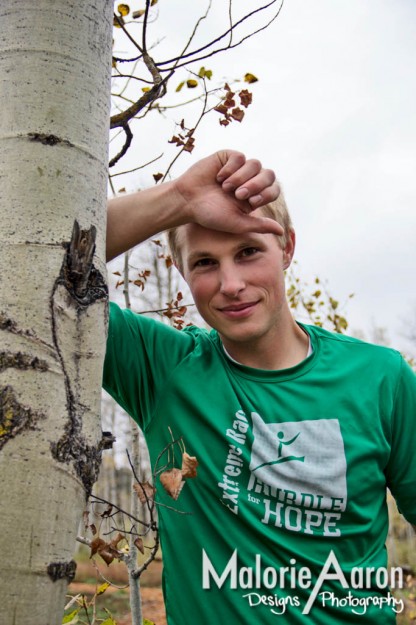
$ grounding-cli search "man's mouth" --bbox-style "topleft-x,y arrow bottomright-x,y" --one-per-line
218,301 -> 259,318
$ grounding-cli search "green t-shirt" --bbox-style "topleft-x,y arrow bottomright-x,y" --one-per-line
103,302 -> 416,624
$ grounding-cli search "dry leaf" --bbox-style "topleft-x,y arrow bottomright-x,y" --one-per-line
160,468 -> 185,500
239,89 -> 253,108
231,108 -> 244,122
134,537 -> 145,554
133,481 -> 156,504
244,72 -> 258,84
109,532 -> 125,550
90,536 -> 106,557
181,452 -> 198,478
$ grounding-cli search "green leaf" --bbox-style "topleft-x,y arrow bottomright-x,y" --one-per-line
62,609 -> 80,624
143,620 -> 156,625
101,618 -> 117,625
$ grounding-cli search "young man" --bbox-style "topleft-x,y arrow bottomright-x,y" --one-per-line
103,150 -> 416,624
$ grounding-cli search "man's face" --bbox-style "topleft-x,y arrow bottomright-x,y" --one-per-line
177,218 -> 295,355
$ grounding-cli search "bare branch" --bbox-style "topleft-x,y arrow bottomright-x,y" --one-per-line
158,0 -> 282,68
162,76 -> 210,182
109,153 -> 163,178
109,124 -> 133,169
114,13 -> 144,55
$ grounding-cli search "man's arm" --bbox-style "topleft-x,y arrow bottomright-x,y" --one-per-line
107,150 -> 282,261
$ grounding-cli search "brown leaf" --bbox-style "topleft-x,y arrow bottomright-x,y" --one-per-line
109,532 -> 125,550
231,108 -> 245,122
134,537 -> 145,554
133,481 -> 156,504
214,104 -> 228,115
181,452 -> 198,479
153,173 -> 163,183
90,536 -> 106,558
98,549 -> 115,566
160,468 -> 185,500
183,137 -> 195,153
132,9 -> 145,18
239,89 -> 253,108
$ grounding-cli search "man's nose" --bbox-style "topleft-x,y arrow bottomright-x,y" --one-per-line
219,265 -> 245,297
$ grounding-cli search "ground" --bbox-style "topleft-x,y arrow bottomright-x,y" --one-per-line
68,557 -> 166,625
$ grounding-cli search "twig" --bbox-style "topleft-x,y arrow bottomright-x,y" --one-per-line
109,123 -> 133,168
109,153 -> 163,178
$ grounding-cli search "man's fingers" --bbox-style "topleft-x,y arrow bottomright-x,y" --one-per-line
238,214 -> 284,236
216,150 -> 247,182
220,160 -> 278,207
247,181 -> 281,207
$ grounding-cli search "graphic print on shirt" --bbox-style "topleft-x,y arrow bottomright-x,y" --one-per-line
248,413 -> 347,536
218,410 -> 348,536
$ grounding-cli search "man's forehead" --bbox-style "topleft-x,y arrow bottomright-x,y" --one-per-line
178,223 -> 267,254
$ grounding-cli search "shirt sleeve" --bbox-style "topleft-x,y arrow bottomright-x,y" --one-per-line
385,357 -> 416,524
103,301 -> 196,431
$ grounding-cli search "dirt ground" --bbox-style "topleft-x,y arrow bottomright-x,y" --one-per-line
69,557 -> 166,625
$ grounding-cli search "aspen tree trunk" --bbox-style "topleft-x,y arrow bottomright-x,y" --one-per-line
0,2 -> 113,623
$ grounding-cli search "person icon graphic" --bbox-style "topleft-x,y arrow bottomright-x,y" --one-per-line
254,429 -> 305,471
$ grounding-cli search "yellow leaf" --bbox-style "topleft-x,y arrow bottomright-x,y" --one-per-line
151,0 -> 158,5
186,79 -> 198,89
142,87 -> 150,92
175,81 -> 185,92
117,4 -> 130,16
132,9 -> 146,19
97,582 -> 110,596
198,67 -> 213,80
244,72 -> 258,84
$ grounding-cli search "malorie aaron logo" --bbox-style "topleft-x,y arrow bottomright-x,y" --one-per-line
202,550 -> 405,616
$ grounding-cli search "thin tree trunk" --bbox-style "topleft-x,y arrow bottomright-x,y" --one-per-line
0,2 -> 112,623
129,424 -> 144,625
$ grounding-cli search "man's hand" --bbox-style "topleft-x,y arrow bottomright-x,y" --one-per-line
107,149 -> 283,261
173,150 -> 283,236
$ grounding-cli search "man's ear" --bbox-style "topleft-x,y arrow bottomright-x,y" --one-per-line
282,229 -> 296,270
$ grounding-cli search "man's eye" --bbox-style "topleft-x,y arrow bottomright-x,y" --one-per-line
194,258 -> 215,267
240,247 -> 259,258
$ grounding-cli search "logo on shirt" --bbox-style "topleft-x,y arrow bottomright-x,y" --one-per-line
248,412 -> 348,535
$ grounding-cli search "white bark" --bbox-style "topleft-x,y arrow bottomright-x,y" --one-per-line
0,2 -> 112,623
129,424 -> 144,625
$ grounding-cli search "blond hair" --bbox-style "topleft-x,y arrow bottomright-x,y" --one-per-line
167,191 -> 293,271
